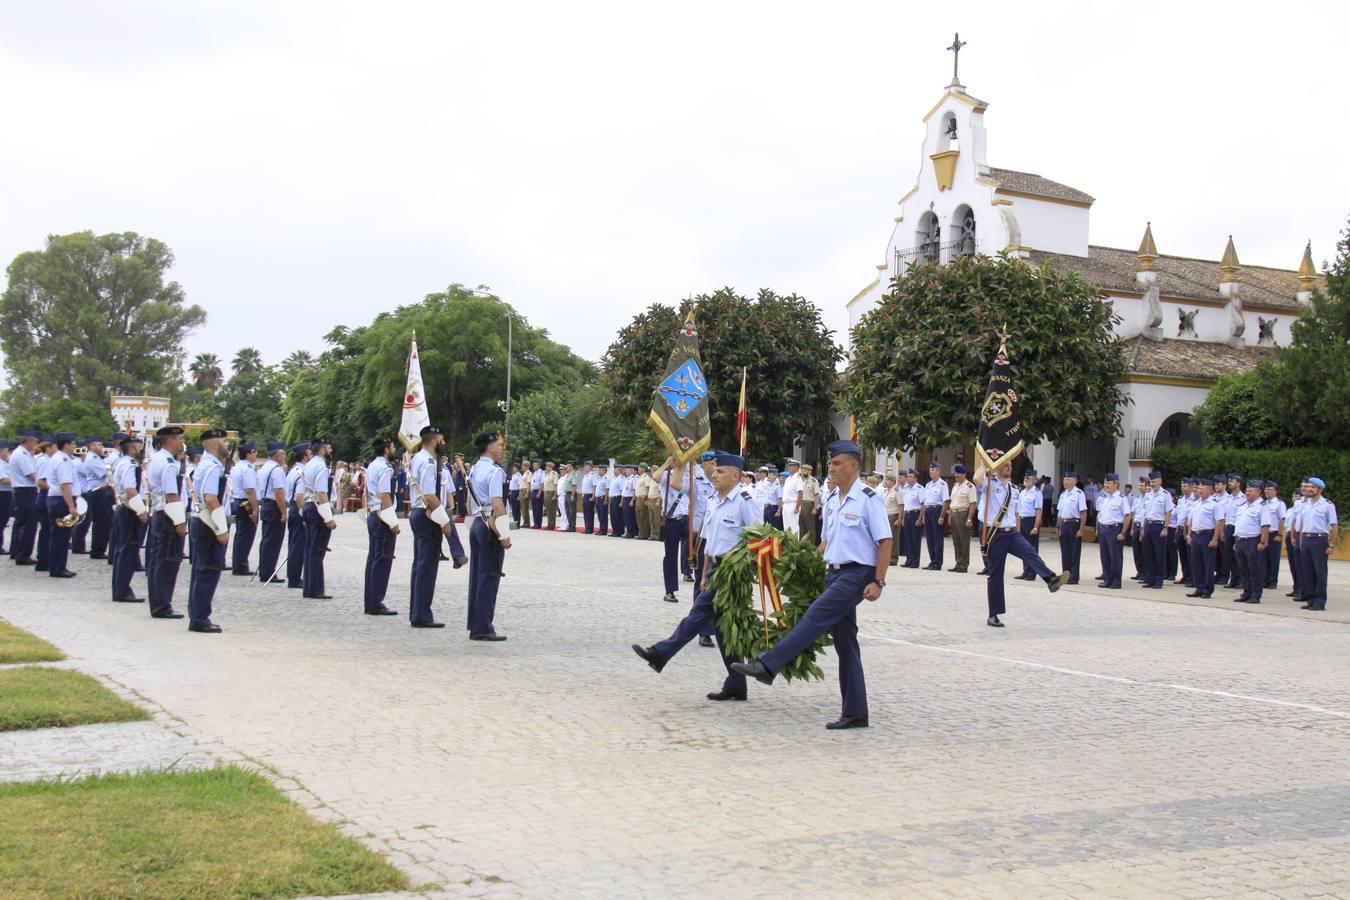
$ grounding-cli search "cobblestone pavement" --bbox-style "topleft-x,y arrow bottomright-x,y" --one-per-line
2,521 -> 1348,898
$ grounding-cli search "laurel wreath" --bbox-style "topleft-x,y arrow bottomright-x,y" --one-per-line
709,523 -> 830,682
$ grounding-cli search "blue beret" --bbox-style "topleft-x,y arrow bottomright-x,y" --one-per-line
1246,479 -> 1264,489
1104,472 -> 1120,481
1195,477 -> 1212,486
188,447 -> 203,456
1024,468 -> 1037,477
953,464 -> 967,474
699,451 -> 717,462
112,432 -> 129,441
84,436 -> 104,445
714,452 -> 745,469
39,434 -> 55,443
826,439 -> 861,458
1309,476 -> 1326,489
267,440 -> 286,453
238,442 -> 255,454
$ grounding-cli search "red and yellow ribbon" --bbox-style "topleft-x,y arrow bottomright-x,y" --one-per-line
746,535 -> 784,648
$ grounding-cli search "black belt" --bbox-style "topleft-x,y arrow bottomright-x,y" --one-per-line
995,526 -> 1016,533
1236,535 -> 1259,541
1302,532 -> 1328,537
1147,519 -> 1166,524
924,504 -> 941,508
826,562 -> 868,571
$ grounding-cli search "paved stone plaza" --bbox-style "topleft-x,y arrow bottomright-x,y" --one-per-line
2,521 -> 1348,898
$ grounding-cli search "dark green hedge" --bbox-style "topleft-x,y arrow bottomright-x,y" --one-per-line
1152,446 -> 1348,501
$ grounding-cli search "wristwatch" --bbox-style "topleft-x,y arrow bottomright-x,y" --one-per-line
873,579 -> 886,589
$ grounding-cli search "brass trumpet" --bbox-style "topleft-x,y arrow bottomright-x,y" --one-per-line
56,511 -> 83,528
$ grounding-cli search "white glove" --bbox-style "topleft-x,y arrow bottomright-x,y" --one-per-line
429,505 -> 451,527
317,502 -> 334,523
126,493 -> 147,515
493,514 -> 512,538
377,506 -> 398,529
164,500 -> 186,526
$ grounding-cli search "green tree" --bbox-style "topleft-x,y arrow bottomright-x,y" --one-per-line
189,352 -> 224,393
1189,370 -> 1288,449
5,399 -> 118,438
505,390 -> 575,463
1260,221 -> 1350,447
0,231 -> 206,407
281,350 -> 314,375
599,289 -> 842,460
281,326 -> 369,458
217,367 -> 285,441
840,254 -> 1128,452
231,347 -> 264,376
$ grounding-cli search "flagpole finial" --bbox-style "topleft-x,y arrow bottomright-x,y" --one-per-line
998,323 -> 1009,353
411,329 -> 417,341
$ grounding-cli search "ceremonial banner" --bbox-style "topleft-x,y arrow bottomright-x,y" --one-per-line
974,333 -> 1025,473
647,312 -> 712,465
399,334 -> 431,451
736,367 -> 748,457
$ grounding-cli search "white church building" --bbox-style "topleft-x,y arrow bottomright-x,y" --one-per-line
845,74 -> 1325,484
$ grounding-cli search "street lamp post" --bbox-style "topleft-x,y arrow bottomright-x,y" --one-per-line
466,288 -> 514,451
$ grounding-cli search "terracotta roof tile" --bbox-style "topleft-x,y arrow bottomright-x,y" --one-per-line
1124,336 -> 1274,381
987,167 -> 1095,204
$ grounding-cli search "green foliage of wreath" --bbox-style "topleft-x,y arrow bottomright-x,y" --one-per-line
709,523 -> 830,682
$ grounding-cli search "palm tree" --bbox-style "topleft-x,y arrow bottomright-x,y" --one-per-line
189,353 -> 224,392
232,347 -> 264,376
282,350 -> 314,372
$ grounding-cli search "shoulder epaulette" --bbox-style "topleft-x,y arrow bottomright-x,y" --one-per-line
740,490 -> 753,501
862,486 -> 876,497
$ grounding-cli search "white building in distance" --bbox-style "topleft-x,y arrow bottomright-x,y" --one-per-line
845,75 -> 1325,484
108,393 -> 171,436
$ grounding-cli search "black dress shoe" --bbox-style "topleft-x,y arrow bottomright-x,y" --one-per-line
987,615 -> 1004,627
1234,595 -> 1250,603
152,611 -> 185,619
469,633 -> 507,641
304,594 -> 333,600
438,553 -> 450,561
707,688 -> 746,702
1247,599 -> 1260,604
453,556 -> 468,569
89,554 -> 107,560
631,644 -> 664,673
698,635 -> 714,648
730,660 -> 773,685
1046,572 -> 1070,593
1300,603 -> 1318,610
16,559 -> 35,566
683,573 -> 695,582
260,576 -> 284,584
232,570 -> 255,577
976,569 -> 989,576
189,622 -> 223,633
72,549 -> 88,554
35,565 -> 48,572
663,592 -> 677,603
134,566 -> 145,572
51,571 -> 77,578
113,595 -> 143,603
411,621 -> 445,628
1067,580 -> 1079,585
1285,591 -> 1298,598
287,583 -> 302,589
364,607 -> 399,616
825,714 -> 869,730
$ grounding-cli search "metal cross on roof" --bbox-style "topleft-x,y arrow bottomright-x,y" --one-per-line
947,32 -> 966,84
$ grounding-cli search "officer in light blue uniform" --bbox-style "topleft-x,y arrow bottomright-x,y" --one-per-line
467,431 -> 510,640
608,465 -> 624,537
529,458 -> 545,529
1261,481 -> 1286,590
0,440 -> 11,555
975,462 -> 1068,627
111,434 -> 146,602
1094,473 -> 1129,589
507,464 -> 522,526
301,438 -> 336,599
363,436 -> 400,616
229,442 -> 260,575
1296,476 -> 1338,611
919,462 -> 950,569
44,433 -> 80,578
580,461 -> 597,534
633,451 -> 761,700
621,465 -> 638,538
437,454 -> 468,566
1231,479 -> 1271,603
900,469 -> 922,567
145,425 -> 187,619
594,463 -> 610,536
656,457 -> 690,603
684,454 -> 718,585
1137,470 -> 1174,589
408,426 -> 448,627
69,439 -> 92,553
186,429 -> 231,633
80,437 -> 114,559
8,429 -> 40,564
285,442 -> 310,589
33,436 -> 56,571
1185,478 -> 1222,599
1015,469 -> 1044,580
253,441 -> 288,583
733,440 -> 891,730
1056,471 -> 1088,584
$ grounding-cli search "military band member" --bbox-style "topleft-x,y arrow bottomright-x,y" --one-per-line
111,435 -> 147,602
974,461 -> 1069,627
1094,473 -> 1129,590
1056,472 -> 1088,584
8,429 -> 39,565
301,438 -> 336,600
918,462 -> 950,570
285,442 -> 310,589
409,426 -> 450,627
467,431 -> 511,641
186,429 -> 231,633
594,463 -> 610,536
363,436 -> 401,616
1261,481 -> 1286,590
229,442 -> 259,575
254,441 -> 288,584
1184,478 -> 1222,599
42,433 -> 80,578
1296,477 -> 1337,611
80,437 -> 113,559
103,433 -> 126,567
732,440 -> 890,730
580,461 -> 597,534
146,426 -> 187,619
633,452 -> 760,700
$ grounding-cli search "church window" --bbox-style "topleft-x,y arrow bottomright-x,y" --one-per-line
916,212 -> 940,265
955,205 -> 976,256
940,113 -> 958,149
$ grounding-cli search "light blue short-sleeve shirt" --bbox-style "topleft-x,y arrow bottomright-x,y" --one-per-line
821,480 -> 891,565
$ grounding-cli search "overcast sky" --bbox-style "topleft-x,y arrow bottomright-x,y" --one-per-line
3,1 -> 1346,373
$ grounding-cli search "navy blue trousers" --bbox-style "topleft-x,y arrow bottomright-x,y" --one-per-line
583,495 -> 595,533
1235,536 -> 1265,600
1298,534 -> 1329,609
301,503 -> 330,597
596,496 -> 609,534
760,563 -> 873,718
1058,519 -> 1082,582
231,499 -> 257,573
662,515 -> 687,594
1286,533 -> 1301,594
1096,523 -> 1123,587
1145,522 -> 1168,587
902,509 -> 920,566
111,507 -> 141,600
1218,525 -> 1237,585
509,492 -> 521,525
35,496 -> 53,569
1188,530 -> 1217,596
364,510 -> 397,612
1018,515 -> 1039,577
922,508 -> 943,566
1263,533 -> 1282,588
651,561 -> 745,693
146,511 -> 183,616
530,489 -> 543,528
443,519 -> 465,560
409,509 -> 439,625
188,518 -> 226,625
609,496 -> 622,536
71,495 -> 92,552
986,527 -> 1054,616
10,486 -> 36,561
0,489 -> 9,553
467,518 -> 503,635
44,497 -> 73,576
87,488 -> 114,556
623,498 -> 637,537
286,501 -> 305,587
257,500 -> 285,581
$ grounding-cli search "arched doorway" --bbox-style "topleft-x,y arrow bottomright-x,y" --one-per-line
1154,412 -> 1205,452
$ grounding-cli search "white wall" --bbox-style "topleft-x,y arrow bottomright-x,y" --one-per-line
1115,381 -> 1209,483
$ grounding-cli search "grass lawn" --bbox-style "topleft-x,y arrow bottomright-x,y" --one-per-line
0,667 -> 149,732
0,766 -> 409,898
0,620 -> 65,663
